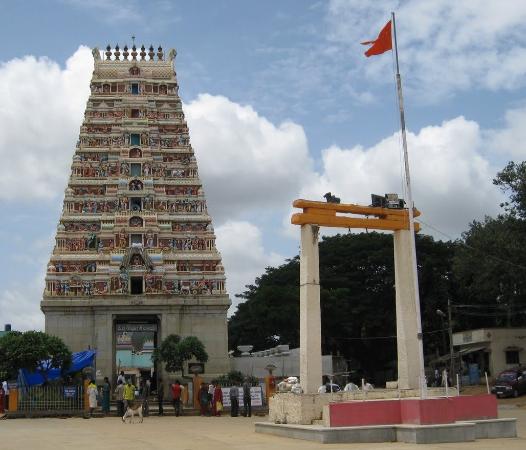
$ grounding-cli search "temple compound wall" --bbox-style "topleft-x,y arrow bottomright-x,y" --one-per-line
41,44 -> 230,382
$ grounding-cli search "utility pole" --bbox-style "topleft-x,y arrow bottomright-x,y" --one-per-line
448,298 -> 454,384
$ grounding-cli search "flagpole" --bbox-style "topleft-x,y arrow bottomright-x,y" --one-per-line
391,11 -> 427,398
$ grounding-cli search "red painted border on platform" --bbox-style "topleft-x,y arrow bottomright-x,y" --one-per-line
451,394 -> 497,421
400,398 -> 455,425
329,399 -> 401,427
327,395 -> 498,428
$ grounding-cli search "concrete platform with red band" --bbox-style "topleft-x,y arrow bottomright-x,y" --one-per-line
325,394 -> 497,427
256,395 -> 516,444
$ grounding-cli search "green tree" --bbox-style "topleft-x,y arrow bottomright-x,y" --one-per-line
152,334 -> 208,377
493,161 -> 526,218
229,232 -> 458,382
453,160 -> 526,328
0,331 -> 72,382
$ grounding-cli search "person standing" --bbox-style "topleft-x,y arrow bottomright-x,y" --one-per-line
117,371 -> 125,385
229,383 -> 239,417
101,377 -> 111,415
87,379 -> 98,417
114,379 -> 124,417
208,381 -> 215,412
2,380 -> 9,412
157,378 -> 164,416
242,378 -> 252,417
199,383 -> 209,416
142,378 -> 151,417
171,380 -> 183,416
123,379 -> 136,410
212,383 -> 223,416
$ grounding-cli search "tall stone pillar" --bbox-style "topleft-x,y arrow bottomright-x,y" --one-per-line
299,224 -> 322,394
394,229 -> 423,390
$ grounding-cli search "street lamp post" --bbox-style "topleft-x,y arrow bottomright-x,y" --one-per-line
436,299 -> 454,386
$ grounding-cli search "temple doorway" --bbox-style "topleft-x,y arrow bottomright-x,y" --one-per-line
114,317 -> 159,392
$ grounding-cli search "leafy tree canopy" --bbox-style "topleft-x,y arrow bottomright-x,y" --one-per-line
152,334 -> 208,376
493,161 -> 526,218
229,232 -> 458,380
0,331 -> 71,381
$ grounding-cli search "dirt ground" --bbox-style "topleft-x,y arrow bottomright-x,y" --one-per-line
1,408 -> 526,450
461,385 -> 526,408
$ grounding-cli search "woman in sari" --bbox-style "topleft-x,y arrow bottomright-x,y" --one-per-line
212,382 -> 223,416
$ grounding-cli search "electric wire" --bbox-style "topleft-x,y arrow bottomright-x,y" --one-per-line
416,218 -> 526,272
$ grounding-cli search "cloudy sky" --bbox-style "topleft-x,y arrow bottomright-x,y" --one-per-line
1,0 -> 524,330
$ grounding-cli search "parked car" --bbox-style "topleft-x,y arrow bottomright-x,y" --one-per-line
491,368 -> 526,398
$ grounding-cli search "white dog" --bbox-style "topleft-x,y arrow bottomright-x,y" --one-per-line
122,403 -> 143,423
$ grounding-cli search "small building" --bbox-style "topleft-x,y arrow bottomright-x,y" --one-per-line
231,345 -> 347,382
453,328 -> 526,378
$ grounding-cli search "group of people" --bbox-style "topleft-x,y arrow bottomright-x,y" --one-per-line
197,379 -> 252,418
85,372 -> 255,418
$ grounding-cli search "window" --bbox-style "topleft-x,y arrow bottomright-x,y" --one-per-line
506,350 -> 520,365
130,277 -> 143,295
130,163 -> 141,176
130,197 -> 142,211
129,148 -> 142,158
131,234 -> 142,245
131,83 -> 139,95
130,134 -> 140,146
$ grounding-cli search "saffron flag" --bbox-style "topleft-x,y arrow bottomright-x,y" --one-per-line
361,20 -> 392,57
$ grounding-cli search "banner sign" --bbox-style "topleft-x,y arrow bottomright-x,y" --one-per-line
221,386 -> 263,407
188,363 -> 204,374
116,323 -> 157,332
63,386 -> 77,398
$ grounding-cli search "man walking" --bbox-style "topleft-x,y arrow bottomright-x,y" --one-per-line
242,377 -> 252,417
229,382 -> 239,417
123,379 -> 136,411
171,380 -> 183,416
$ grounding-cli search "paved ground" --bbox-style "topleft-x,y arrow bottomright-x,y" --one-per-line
1,408 -> 525,450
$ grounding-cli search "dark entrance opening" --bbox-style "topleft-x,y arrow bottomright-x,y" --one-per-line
131,276 -> 143,295
130,197 -> 142,211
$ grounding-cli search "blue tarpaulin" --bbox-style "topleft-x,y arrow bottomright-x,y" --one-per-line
19,350 -> 96,386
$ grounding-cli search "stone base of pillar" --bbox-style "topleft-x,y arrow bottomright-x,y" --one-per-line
268,388 -> 458,425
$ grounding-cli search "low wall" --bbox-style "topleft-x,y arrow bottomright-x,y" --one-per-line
269,387 -> 457,425
324,394 -> 497,428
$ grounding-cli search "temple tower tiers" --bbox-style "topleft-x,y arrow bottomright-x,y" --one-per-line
41,44 -> 231,382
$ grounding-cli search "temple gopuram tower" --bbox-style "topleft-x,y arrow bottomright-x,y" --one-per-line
41,44 -> 230,383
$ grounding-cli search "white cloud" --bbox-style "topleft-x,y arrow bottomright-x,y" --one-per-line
486,105 -> 526,159
184,94 -> 313,222
0,46 -> 92,201
0,279 -> 45,331
215,220 -> 284,311
326,0 -> 526,100
293,116 -> 504,240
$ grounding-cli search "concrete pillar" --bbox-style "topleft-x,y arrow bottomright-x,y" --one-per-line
299,224 -> 322,394
394,229 -> 423,390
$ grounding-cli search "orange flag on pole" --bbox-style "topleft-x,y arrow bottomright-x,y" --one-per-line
361,20 -> 392,57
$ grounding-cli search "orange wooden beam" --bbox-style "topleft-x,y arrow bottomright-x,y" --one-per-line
293,199 -> 420,218
291,212 -> 420,232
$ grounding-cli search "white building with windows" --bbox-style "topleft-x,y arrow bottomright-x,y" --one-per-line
453,328 -> 526,378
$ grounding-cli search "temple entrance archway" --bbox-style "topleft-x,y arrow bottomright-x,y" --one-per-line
113,316 -> 160,391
